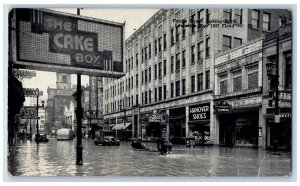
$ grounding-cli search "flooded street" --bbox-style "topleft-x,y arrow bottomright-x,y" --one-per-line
9,138 -> 291,176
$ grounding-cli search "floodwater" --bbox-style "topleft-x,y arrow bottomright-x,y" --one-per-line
9,138 -> 291,176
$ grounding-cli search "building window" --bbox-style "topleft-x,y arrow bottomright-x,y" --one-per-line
191,75 -> 195,93
191,45 -> 195,64
145,47 -> 148,61
234,9 -> 242,24
263,13 -> 271,31
131,95 -> 134,106
163,85 -> 167,100
155,88 -> 157,102
206,37 -> 210,58
149,44 -> 151,59
141,51 -> 143,63
182,50 -> 186,68
149,67 -> 151,81
279,16 -> 287,26
285,51 -> 292,89
149,90 -> 152,103
171,56 -> 174,73
182,79 -> 186,95
206,9 -> 211,24
145,69 -> 148,83
136,53 -> 138,67
141,71 -> 144,84
176,26 -> 180,42
158,37 -> 162,52
223,35 -> 232,51
251,10 -> 260,29
247,64 -> 258,89
171,28 -> 174,46
197,9 -> 204,29
232,69 -> 242,92
155,40 -> 158,55
220,79 -> 228,95
176,53 -> 180,71
145,91 -> 148,104
62,75 -> 67,82
163,60 -> 167,76
171,82 -> 174,98
159,87 -> 162,101
141,93 -> 144,105
234,37 -> 242,47
136,94 -> 138,105
175,81 -> 180,97
197,73 -> 203,91
136,74 -> 138,88
191,14 -> 196,33
182,24 -> 186,39
155,64 -> 157,79
197,42 -> 203,64
163,34 -> 167,50
223,9 -> 232,21
206,70 -> 210,89
159,62 -> 162,78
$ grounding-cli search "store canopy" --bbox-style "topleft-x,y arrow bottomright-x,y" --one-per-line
112,123 -> 131,130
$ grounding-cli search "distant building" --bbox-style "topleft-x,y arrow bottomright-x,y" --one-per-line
45,73 -> 76,132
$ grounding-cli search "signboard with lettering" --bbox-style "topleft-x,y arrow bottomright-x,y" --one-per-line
13,9 -> 124,78
213,101 -> 232,113
149,114 -> 167,123
189,103 -> 210,121
23,88 -> 43,97
19,106 -> 37,119
13,69 -> 36,79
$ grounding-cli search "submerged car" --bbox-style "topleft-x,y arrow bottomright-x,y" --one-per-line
95,136 -> 120,146
35,134 -> 49,143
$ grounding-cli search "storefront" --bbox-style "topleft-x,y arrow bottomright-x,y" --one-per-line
215,99 -> 261,147
112,116 -> 132,140
140,110 -> 168,140
265,107 -> 291,149
169,107 -> 186,144
188,103 -> 211,145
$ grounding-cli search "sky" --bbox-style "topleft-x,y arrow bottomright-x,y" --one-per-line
22,8 -> 159,103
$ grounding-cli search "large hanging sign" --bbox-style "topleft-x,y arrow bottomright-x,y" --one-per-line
189,103 -> 210,121
12,9 -> 124,78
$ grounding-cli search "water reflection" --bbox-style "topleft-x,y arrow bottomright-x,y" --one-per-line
10,139 -> 291,176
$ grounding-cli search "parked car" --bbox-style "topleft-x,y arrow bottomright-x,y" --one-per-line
57,128 -> 74,140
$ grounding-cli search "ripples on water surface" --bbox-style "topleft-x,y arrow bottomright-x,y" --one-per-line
9,138 -> 291,176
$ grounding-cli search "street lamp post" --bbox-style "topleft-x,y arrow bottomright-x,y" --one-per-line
266,36 -> 280,149
75,8 -> 84,166
266,36 -> 280,121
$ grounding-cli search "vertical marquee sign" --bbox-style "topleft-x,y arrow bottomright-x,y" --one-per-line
12,9 -> 124,78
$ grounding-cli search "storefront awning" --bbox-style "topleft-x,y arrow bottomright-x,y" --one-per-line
112,123 -> 131,130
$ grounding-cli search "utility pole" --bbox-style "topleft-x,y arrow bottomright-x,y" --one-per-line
76,8 -> 83,166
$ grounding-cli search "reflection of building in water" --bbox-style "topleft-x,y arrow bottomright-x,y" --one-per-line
45,73 -> 76,132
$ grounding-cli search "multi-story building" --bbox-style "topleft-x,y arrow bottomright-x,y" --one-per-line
103,9 -> 291,147
24,97 -> 46,134
214,38 -> 263,147
45,73 -> 76,132
262,23 -> 292,149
